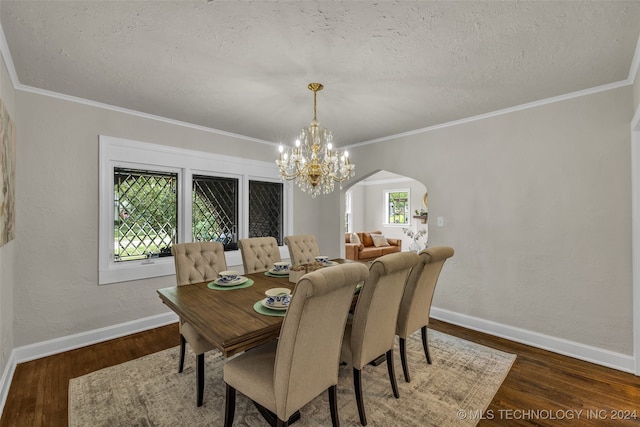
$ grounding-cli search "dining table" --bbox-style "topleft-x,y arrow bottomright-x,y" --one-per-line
156,259 -> 357,425
156,259 -> 354,358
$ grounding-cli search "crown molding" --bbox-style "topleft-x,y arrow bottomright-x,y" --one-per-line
1,19 -> 639,151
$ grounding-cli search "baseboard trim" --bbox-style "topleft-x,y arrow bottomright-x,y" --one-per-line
0,311 -> 178,417
431,307 -> 635,374
0,351 -> 16,419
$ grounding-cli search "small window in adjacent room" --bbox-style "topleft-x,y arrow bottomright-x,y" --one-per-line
345,190 -> 353,233
385,190 -> 410,225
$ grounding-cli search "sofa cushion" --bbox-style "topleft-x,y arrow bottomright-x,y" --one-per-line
350,232 -> 361,245
371,234 -> 390,247
361,233 -> 374,247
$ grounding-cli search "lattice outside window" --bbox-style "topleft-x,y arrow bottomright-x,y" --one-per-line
249,180 -> 283,245
114,168 -> 178,262
192,175 -> 238,250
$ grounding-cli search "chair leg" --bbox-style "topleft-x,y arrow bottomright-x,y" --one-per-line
399,337 -> 411,383
385,349 -> 399,399
328,385 -> 340,427
353,368 -> 367,426
421,326 -> 432,364
178,334 -> 186,373
197,353 -> 205,407
224,384 -> 236,427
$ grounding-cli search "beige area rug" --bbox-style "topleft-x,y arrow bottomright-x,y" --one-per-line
69,330 -> 515,427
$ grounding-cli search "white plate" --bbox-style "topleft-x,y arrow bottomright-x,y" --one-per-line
213,276 -> 248,287
268,268 -> 290,275
261,298 -> 288,311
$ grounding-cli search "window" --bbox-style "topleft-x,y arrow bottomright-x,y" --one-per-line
193,175 -> 238,250
114,168 -> 178,261
385,190 -> 409,225
249,180 -> 284,245
99,135 -> 292,284
345,190 -> 353,233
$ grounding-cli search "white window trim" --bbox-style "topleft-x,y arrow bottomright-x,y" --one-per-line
383,188 -> 411,226
99,135 -> 292,285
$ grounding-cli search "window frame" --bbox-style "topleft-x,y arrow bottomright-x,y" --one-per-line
99,135 -> 292,285
383,188 -> 411,226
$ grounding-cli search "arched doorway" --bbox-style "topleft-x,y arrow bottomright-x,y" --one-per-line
343,170 -> 428,256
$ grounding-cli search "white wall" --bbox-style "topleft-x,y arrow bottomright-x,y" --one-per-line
351,86 -> 634,356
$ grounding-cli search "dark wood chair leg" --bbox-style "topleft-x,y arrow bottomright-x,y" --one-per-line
385,349 -> 399,399
328,385 -> 340,427
252,401 -> 300,427
353,368 -> 367,426
178,334 -> 186,373
196,353 -> 205,407
399,337 -> 411,383
421,326 -> 432,364
224,384 -> 236,427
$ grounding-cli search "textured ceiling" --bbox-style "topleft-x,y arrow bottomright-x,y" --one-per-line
2,1 -> 640,147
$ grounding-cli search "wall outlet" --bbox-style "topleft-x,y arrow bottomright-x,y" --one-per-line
437,216 -> 444,227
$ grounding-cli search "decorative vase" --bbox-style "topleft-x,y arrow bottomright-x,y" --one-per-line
409,241 -> 421,253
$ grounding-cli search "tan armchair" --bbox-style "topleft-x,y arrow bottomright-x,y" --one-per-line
340,251 -> 418,426
283,234 -> 320,265
171,241 -> 227,406
238,236 -> 282,274
224,262 -> 370,427
396,246 -> 454,382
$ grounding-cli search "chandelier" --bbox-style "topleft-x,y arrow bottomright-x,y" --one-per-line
276,83 -> 355,197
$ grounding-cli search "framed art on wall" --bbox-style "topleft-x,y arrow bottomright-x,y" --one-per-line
0,99 -> 16,247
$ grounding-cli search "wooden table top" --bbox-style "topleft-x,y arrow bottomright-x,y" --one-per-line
157,271 -> 296,357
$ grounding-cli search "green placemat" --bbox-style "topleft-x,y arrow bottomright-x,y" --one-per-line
207,278 -> 254,291
264,271 -> 289,278
253,300 -> 287,317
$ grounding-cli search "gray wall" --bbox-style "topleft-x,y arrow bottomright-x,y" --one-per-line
11,90 -> 323,346
0,63 -> 636,372
351,86 -> 634,354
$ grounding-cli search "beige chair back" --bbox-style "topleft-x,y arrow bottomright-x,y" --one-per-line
283,234 -> 320,265
171,241 -> 227,286
274,262 -> 369,419
238,237 -> 282,274
349,251 -> 418,369
396,246 -> 454,337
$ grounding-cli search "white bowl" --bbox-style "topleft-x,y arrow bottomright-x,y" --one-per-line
273,262 -> 290,272
314,255 -> 329,264
265,287 -> 291,297
219,270 -> 239,282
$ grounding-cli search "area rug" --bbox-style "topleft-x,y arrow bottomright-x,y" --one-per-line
69,330 -> 515,426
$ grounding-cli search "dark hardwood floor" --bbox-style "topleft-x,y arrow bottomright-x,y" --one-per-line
2,319 -> 639,426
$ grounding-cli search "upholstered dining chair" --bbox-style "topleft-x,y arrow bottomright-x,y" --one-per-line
171,241 -> 228,407
396,246 -> 454,382
224,262 -> 369,427
283,234 -> 321,265
340,251 -> 419,426
238,236 -> 282,274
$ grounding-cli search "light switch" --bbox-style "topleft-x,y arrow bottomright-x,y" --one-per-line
437,216 -> 444,227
